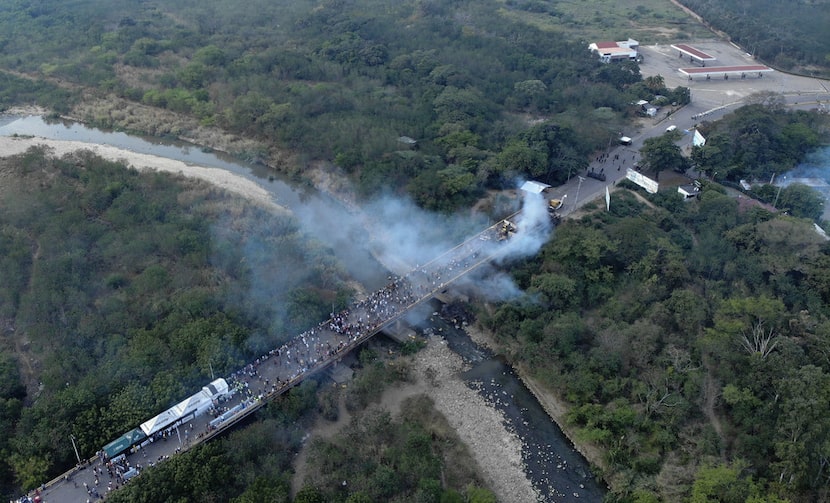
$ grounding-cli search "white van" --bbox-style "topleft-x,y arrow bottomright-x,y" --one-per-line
665,125 -> 677,132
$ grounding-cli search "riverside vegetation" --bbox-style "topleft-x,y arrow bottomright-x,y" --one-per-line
480,127 -> 830,502
0,147 -> 353,497
0,148 -> 496,502
0,0 -> 693,211
1,0 -> 830,502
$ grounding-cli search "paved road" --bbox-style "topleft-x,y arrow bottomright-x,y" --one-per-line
543,40 -> 830,214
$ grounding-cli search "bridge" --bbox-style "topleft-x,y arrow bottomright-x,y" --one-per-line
21,208 -> 539,503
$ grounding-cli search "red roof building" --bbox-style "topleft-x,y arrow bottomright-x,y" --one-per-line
589,38 -> 639,63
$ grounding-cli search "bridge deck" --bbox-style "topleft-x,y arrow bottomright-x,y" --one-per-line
24,218 -> 513,503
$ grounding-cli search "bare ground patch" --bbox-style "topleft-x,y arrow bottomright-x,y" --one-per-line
292,337 -> 539,501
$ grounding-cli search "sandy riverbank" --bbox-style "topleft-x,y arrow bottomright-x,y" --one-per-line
295,336 -> 540,501
0,134 -> 284,212
406,337 -> 539,501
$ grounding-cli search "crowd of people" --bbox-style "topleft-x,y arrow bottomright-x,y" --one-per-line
209,246 -> 490,422
75,452 -> 140,502
24,228 -> 499,503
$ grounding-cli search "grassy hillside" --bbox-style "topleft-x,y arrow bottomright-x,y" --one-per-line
497,0 -> 711,42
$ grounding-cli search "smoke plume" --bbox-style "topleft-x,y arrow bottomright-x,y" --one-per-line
295,181 -> 554,302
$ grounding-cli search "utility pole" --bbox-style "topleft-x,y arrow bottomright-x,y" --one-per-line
70,434 -> 81,466
773,179 -> 785,208
574,176 -> 585,208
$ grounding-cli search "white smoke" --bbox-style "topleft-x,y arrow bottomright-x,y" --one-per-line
491,188 -> 553,264
292,180 -> 554,302
352,183 -> 553,301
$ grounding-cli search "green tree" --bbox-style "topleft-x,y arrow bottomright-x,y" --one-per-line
512,79 -> 548,111
294,485 -> 325,503
644,75 -> 665,92
466,484 -> 497,503
432,87 -> 492,127
232,477 -> 290,503
9,454 -> 51,491
345,492 -> 372,503
689,464 -> 752,503
494,140 -> 547,178
772,365 -> 830,489
640,134 -> 689,180
778,183 -> 824,220
193,44 -> 227,66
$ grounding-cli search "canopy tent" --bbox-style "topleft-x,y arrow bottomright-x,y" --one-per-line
203,378 -> 229,397
140,407 -> 179,437
520,180 -> 550,194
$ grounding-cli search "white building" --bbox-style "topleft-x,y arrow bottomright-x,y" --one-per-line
589,39 -> 639,63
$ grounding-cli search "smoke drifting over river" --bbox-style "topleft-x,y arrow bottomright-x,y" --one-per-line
295,182 -> 554,302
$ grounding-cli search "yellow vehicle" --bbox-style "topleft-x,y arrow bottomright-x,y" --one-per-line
498,220 -> 517,240
548,198 -> 565,224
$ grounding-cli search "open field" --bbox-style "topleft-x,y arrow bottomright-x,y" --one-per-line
496,0 -> 712,43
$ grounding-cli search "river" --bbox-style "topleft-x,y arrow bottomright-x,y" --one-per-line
0,114 -> 391,291
0,114 -> 606,502
419,308 -> 606,502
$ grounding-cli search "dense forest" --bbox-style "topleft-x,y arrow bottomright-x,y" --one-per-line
0,148 -> 356,496
691,103 -> 828,221
0,148 -> 498,502
678,0 -> 830,77
482,141 -> 830,502
693,102 -> 825,183
0,0 -> 695,211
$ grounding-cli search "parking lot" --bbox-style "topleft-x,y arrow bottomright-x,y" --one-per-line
638,39 -> 829,112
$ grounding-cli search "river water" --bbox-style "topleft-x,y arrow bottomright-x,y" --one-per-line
0,115 -> 606,502
0,114 -> 391,290
419,309 -> 606,502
